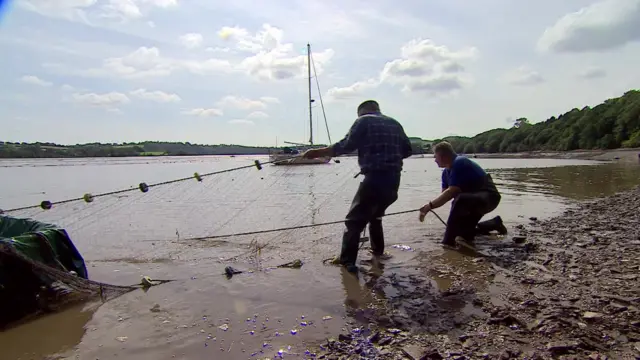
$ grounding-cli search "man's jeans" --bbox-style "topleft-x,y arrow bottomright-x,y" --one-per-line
443,191 -> 501,246
339,172 -> 400,266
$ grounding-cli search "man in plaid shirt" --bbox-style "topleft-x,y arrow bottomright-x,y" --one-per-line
303,100 -> 412,272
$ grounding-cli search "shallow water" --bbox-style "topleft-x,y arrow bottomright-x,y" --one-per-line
1,155 -> 639,359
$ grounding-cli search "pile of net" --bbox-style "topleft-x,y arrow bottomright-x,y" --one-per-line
0,215 -> 136,329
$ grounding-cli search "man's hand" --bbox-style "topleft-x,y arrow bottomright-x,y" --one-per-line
419,202 -> 432,222
420,202 -> 432,214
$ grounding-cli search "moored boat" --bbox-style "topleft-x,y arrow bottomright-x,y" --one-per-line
271,43 -> 333,166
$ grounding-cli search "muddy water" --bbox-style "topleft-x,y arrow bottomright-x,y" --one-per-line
1,156 -> 639,360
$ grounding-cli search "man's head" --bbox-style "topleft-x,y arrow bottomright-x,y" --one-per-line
357,100 -> 381,117
433,141 -> 457,168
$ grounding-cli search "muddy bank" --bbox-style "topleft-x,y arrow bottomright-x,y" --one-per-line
315,186 -> 640,359
471,148 -> 640,163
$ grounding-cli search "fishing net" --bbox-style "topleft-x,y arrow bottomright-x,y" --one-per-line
0,156 -> 441,329
0,241 -> 137,328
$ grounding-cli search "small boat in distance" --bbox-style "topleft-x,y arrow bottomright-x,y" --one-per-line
270,43 -> 332,166
270,144 -> 331,165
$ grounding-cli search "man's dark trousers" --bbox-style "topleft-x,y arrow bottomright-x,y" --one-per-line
442,190 -> 501,246
339,172 -> 401,266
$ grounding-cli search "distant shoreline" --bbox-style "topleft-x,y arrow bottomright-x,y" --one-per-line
467,147 -> 640,163
1,146 -> 639,162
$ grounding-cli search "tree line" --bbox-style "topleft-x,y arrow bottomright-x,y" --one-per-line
1,89 -> 638,158
0,142 -> 278,158
432,89 -> 640,154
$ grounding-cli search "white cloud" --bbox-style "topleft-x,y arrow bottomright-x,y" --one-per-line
97,47 -> 176,78
79,46 -> 232,78
380,38 -> 477,93
246,111 -> 269,119
48,24 -> 333,82
326,38 -> 477,100
259,96 -> 280,104
228,119 -> 255,125
578,66 -> 607,79
205,47 -> 232,53
503,66 -> 545,86
140,0 -> 177,7
326,79 -> 378,100
129,88 -> 181,102
178,33 -> 204,49
20,0 -> 178,23
182,108 -> 224,117
215,95 -> 278,111
4,1 -> 640,147
18,0 -> 96,23
538,0 -> 640,53
101,0 -> 144,20
219,24 -> 335,81
20,75 -> 53,87
71,91 -> 130,108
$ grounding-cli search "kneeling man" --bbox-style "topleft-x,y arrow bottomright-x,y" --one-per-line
419,141 -> 507,248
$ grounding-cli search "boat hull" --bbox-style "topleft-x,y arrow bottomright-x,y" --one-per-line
269,154 -> 331,165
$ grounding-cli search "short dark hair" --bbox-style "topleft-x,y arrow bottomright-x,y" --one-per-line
357,100 -> 380,115
433,141 -> 456,157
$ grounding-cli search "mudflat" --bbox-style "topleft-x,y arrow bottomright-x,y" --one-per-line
473,147 -> 640,164
316,186 -> 640,359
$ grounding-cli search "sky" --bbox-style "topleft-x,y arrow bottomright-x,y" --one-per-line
0,0 -> 639,146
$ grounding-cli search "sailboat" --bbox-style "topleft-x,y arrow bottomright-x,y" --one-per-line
269,43 -> 332,165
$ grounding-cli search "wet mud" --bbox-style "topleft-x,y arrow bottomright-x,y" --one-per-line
316,186 -> 640,359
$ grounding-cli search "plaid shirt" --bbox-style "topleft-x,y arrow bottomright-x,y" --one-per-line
331,112 -> 412,174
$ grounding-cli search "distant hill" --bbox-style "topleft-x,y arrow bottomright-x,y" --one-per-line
431,89 -> 640,154
408,137 -> 433,154
2,89 -> 638,158
0,141 -> 280,158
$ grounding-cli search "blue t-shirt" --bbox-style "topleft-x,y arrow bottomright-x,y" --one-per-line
441,155 -> 490,193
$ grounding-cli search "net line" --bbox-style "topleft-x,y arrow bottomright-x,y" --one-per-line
0,155 -> 452,328
0,155 -> 305,214
4,157 -> 446,248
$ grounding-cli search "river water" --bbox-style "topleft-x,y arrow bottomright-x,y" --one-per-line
1,155 -> 639,360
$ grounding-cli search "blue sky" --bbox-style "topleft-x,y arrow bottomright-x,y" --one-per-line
1,0 -> 639,146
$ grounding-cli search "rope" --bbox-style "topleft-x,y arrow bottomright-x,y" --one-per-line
311,53 -> 331,144
175,208 -> 448,242
429,209 -> 447,226
0,154 -> 307,213
141,206 -> 448,244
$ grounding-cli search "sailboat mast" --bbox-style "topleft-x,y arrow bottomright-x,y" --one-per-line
307,43 -> 313,146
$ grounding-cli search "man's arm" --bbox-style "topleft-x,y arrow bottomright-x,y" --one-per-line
400,128 -> 412,159
303,118 -> 365,158
429,186 -> 461,208
331,118 -> 365,156
441,170 -> 448,193
419,185 -> 460,221
420,164 -> 462,215
431,161 -> 463,207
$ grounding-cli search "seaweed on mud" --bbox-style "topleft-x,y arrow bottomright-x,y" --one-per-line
248,238 -> 267,268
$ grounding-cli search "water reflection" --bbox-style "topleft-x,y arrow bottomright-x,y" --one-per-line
492,163 -> 640,200
339,264 -> 388,326
341,268 -> 366,310
0,302 -> 99,360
